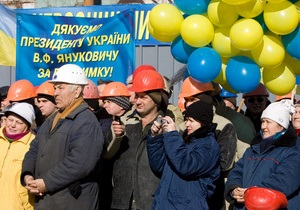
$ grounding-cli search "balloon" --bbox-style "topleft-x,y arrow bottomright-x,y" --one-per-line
295,1 -> 300,22
284,53 -> 300,76
149,3 -> 183,36
213,57 -> 229,84
263,62 -> 296,95
187,47 -> 222,83
171,36 -> 198,64
267,0 -> 286,3
221,0 -> 251,5
282,26 -> 300,61
212,27 -> 240,57
207,0 -> 239,27
253,13 -> 267,32
226,56 -> 261,93
148,22 -> 178,42
174,0 -> 211,15
235,0 -> 266,18
221,81 -> 239,93
251,35 -> 285,68
230,18 -> 263,50
180,15 -> 214,48
263,1 -> 298,35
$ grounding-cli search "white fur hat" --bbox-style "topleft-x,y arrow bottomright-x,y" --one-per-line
261,100 -> 294,129
5,102 -> 35,127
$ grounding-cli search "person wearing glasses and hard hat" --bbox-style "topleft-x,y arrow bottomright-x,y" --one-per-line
21,64 -> 104,210
243,83 -> 271,133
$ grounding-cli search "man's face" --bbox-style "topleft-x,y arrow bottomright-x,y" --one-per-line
53,83 -> 79,111
37,97 -> 57,118
244,96 -> 268,115
135,92 -> 158,117
97,84 -> 106,107
103,99 -> 124,116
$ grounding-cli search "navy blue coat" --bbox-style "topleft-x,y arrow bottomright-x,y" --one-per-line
225,125 -> 300,210
147,124 -> 220,210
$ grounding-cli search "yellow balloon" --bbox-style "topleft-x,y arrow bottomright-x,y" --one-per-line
213,58 -> 229,84
221,0 -> 251,5
251,35 -> 285,68
284,53 -> 300,76
294,1 -> 300,22
208,0 -> 239,27
263,62 -> 296,95
263,1 -> 298,35
149,3 -> 183,36
230,18 -> 263,50
148,22 -> 178,42
235,0 -> 266,18
212,27 -> 241,57
180,15 -> 214,48
267,0 -> 285,3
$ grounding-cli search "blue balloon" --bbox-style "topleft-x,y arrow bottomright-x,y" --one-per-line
296,75 -> 300,85
174,0 -> 210,15
187,47 -> 222,83
226,56 -> 261,93
171,36 -> 197,64
282,26 -> 300,60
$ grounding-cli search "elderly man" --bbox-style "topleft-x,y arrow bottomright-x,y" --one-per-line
21,64 -> 104,210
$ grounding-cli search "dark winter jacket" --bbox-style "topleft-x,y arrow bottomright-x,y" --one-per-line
21,103 -> 104,210
110,110 -> 161,210
225,125 -> 300,210
147,124 -> 221,210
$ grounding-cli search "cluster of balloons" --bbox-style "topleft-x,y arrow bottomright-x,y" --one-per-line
148,0 -> 300,95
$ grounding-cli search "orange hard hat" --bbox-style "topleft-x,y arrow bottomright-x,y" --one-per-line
243,83 -> 269,98
99,81 -> 131,98
244,186 -> 288,210
129,70 -> 165,93
83,79 -> 99,99
178,77 -> 214,98
178,97 -> 185,112
6,79 -> 37,102
36,81 -> 55,96
132,64 -> 156,80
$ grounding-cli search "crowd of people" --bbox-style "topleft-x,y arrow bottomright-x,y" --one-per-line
0,63 -> 300,210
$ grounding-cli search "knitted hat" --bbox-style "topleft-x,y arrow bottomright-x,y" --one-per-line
37,93 -> 56,105
147,91 -> 162,105
261,100 -> 294,129
5,102 -> 36,127
106,96 -> 132,112
184,100 -> 213,125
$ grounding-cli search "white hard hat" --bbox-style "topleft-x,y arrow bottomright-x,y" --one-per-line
50,64 -> 88,85
5,102 -> 35,127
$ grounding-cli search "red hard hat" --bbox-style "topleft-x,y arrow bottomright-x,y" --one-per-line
244,186 -> 288,210
6,79 -> 37,102
83,79 -> 99,99
132,64 -> 156,80
129,70 -> 165,93
99,81 -> 131,98
178,77 -> 214,98
243,83 -> 269,98
36,81 -> 55,96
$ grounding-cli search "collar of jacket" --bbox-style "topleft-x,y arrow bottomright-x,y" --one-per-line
183,122 -> 217,143
250,124 -> 297,147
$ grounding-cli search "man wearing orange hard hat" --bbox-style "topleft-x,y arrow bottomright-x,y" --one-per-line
36,81 -> 57,119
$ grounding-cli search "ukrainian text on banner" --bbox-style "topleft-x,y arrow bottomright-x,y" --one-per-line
18,4 -> 164,46
16,9 -> 135,86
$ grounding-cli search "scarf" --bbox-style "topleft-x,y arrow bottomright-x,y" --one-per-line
51,97 -> 84,130
3,128 -> 30,142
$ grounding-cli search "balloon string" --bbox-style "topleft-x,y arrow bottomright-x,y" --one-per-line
237,98 -> 245,113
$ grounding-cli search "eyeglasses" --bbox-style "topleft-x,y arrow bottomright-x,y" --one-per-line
246,97 -> 264,103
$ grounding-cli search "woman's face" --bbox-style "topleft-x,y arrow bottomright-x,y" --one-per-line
185,117 -> 201,135
261,118 -> 284,138
5,114 -> 28,135
292,106 -> 300,130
